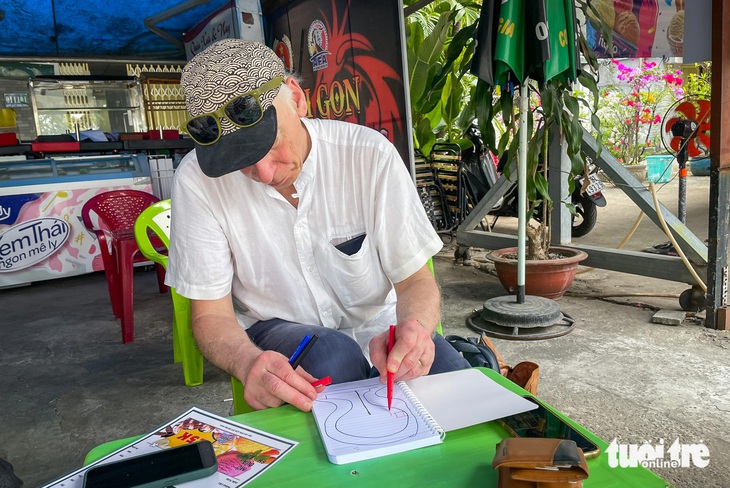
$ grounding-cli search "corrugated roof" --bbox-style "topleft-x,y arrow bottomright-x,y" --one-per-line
0,0 -> 234,61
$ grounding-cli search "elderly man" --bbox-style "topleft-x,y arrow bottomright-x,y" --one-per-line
167,38 -> 468,412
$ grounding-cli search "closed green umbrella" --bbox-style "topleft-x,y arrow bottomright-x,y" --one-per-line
471,0 -> 580,303
481,0 -> 579,86
492,0 -> 550,86
543,0 -> 580,83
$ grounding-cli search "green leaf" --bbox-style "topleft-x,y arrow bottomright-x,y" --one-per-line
418,64 -> 448,114
419,11 -> 455,65
422,133 -> 437,158
561,93 -> 582,154
409,11 -> 454,106
406,22 -> 423,73
500,91 -> 514,128
442,73 -> 464,140
444,21 -> 477,71
564,202 -> 577,216
456,98 -> 475,133
453,137 -> 474,151
541,86 -> 554,119
534,172 -> 551,204
499,131 -> 513,162
416,117 -> 437,156
426,101 -> 443,128
473,81 -> 495,152
590,114 -> 603,159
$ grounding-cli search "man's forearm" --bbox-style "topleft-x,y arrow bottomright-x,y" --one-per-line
394,264 -> 441,334
190,297 -> 321,411
190,298 -> 261,382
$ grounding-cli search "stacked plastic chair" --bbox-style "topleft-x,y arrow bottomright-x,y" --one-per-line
81,189 -> 166,344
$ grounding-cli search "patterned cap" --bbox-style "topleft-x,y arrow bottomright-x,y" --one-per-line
181,39 -> 287,177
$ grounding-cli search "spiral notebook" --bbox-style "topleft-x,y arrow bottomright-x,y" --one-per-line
311,368 -> 537,464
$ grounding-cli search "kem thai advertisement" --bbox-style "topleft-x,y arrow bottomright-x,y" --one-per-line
264,0 -> 412,169
0,185 -> 152,288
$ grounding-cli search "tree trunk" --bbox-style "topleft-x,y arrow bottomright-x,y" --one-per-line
526,222 -> 550,260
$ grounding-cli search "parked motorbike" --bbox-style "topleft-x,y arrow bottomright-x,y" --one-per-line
460,124 -> 606,238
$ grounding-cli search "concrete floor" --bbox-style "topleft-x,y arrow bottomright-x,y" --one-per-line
2,175 -> 729,487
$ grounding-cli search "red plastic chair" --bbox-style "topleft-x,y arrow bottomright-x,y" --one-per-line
82,189 -> 166,343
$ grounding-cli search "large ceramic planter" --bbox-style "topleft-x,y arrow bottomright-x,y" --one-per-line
624,163 -> 647,183
489,246 -> 588,300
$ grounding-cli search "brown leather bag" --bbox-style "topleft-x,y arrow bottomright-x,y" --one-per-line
492,438 -> 590,488
478,334 -> 540,395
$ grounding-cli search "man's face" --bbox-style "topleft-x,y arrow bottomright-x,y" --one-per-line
239,81 -> 309,189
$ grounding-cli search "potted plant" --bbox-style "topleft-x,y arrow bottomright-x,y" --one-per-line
404,0 -> 604,298
596,58 -> 685,182
482,79 -> 592,299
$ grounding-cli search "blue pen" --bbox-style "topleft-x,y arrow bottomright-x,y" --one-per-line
289,334 -> 312,366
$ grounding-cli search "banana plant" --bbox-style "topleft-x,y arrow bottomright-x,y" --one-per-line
405,0 -> 481,157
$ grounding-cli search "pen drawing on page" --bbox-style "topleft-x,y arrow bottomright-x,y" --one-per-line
314,379 -> 434,447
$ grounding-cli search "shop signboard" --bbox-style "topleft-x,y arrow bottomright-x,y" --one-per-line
265,0 -> 413,171
583,0 -> 688,59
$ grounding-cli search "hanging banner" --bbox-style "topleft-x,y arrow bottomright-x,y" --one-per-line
583,0 -> 686,58
265,0 -> 412,169
184,0 -> 265,60
184,1 -> 239,60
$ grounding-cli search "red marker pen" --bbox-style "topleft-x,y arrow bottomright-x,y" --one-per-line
387,325 -> 395,410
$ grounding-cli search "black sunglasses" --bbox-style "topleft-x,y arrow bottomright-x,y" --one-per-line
184,76 -> 285,145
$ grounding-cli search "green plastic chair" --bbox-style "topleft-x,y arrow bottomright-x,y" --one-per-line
133,199 -> 204,387
230,257 -> 442,414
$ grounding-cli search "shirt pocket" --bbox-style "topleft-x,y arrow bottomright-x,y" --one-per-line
321,234 -> 389,308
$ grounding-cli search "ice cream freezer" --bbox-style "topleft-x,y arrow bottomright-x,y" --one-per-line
0,153 -> 153,288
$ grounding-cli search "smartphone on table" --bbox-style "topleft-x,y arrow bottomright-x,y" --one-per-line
498,396 -> 602,459
83,440 -> 218,488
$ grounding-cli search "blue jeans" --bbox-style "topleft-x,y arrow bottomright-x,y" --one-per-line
246,319 -> 470,383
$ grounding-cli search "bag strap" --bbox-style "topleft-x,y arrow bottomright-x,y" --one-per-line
444,334 -> 501,372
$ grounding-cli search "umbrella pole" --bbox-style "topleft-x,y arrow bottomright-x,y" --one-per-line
516,80 -> 530,304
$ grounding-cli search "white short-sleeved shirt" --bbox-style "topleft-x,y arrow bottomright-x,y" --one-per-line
166,118 -> 443,353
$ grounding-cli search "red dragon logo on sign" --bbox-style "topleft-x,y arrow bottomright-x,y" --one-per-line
304,0 -> 404,146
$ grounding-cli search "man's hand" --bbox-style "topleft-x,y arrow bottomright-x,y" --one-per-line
369,319 -> 435,383
190,295 -> 326,413
239,349 -> 324,411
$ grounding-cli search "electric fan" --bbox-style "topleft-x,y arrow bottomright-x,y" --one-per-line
658,95 -> 711,223
660,95 -> 711,160
659,95 -> 711,312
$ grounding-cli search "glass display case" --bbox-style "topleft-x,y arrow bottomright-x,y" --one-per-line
0,154 -> 150,190
29,76 -> 148,137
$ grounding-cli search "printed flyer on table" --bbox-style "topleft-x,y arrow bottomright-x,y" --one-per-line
40,406 -> 298,488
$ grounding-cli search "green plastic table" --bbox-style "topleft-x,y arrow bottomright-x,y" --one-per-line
84,368 -> 669,487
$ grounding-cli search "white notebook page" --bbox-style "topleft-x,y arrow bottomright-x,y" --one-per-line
404,368 -> 538,432
312,377 -> 443,464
